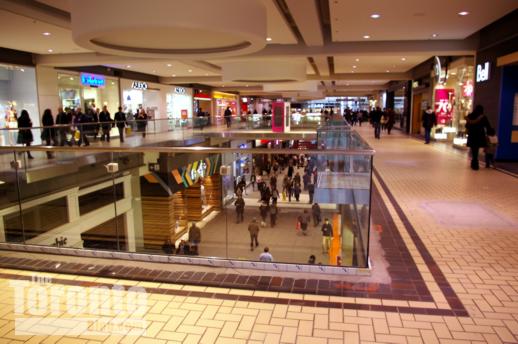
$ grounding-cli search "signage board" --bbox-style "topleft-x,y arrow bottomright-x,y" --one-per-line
175,87 -> 186,94
434,88 -> 455,125
80,73 -> 105,88
132,81 -> 148,90
476,62 -> 490,82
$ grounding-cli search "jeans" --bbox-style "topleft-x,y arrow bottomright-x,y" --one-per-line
250,233 -> 258,248
117,127 -> 124,142
374,123 -> 381,139
322,236 -> 332,253
424,127 -> 432,143
236,210 -> 244,223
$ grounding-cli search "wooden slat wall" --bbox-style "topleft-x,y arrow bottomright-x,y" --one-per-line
204,174 -> 222,210
142,196 -> 176,249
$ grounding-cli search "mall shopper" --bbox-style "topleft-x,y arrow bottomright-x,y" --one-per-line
248,218 -> 260,251
188,222 -> 201,255
271,187 -> 279,205
237,177 -> 247,196
259,202 -> 269,226
466,105 -> 492,171
269,204 -> 278,227
312,203 -> 322,227
250,173 -> 256,191
259,247 -> 273,262
162,238 -> 175,255
56,107 -> 72,146
136,108 -> 148,137
422,106 -> 437,144
485,127 -> 498,168
114,107 -> 127,142
41,108 -> 55,159
321,218 -> 333,254
224,106 -> 232,128
370,107 -> 382,139
286,179 -> 293,202
17,109 -> 34,159
234,196 -> 245,223
308,183 -> 315,204
386,108 -> 396,135
78,108 -> 94,146
308,254 -> 316,264
293,182 -> 301,202
99,106 -> 114,142
270,175 -> 277,190
298,210 -> 310,235
293,172 -> 301,185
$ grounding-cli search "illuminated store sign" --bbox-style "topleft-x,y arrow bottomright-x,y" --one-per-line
434,88 -> 454,124
172,155 -> 221,187
80,73 -> 105,87
175,87 -> 186,94
462,80 -> 474,97
476,62 -> 490,82
132,81 -> 148,90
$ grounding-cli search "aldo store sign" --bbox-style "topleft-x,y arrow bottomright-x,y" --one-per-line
132,81 -> 148,90
476,62 -> 490,82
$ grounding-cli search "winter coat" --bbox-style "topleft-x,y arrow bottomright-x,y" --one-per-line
17,114 -> 33,144
422,110 -> 437,129
466,112 -> 491,148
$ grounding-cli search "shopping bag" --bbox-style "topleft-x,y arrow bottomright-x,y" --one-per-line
74,130 -> 80,141
282,191 -> 286,201
125,127 -> 132,135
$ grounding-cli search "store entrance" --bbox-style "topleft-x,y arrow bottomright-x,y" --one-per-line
411,93 -> 423,134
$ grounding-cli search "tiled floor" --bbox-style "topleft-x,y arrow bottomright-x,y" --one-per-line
1,126 -> 518,343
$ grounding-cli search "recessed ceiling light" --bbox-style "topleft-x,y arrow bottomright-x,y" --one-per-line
47,49 -> 53,53
126,65 -> 131,68
370,13 -> 381,19
458,11 -> 469,16
432,33 -> 438,38
111,81 -> 115,85
386,70 -> 390,73
188,69 -> 192,73
355,58 -> 360,62
363,35 -> 371,39
172,74 -> 176,77
69,77 -> 74,81
20,68 -> 25,72
401,57 -> 406,61
352,65 -> 357,69
266,37 -> 272,41
167,64 -> 172,67
42,32 -> 51,36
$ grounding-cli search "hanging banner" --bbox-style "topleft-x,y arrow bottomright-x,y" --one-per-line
434,88 -> 454,125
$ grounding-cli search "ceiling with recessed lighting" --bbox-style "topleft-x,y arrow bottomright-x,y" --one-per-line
0,0 -> 516,98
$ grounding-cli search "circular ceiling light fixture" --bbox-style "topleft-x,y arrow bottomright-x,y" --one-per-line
71,0 -> 267,59
370,13 -> 380,19
432,33 -> 438,38
355,58 -> 360,62
42,32 -> 51,36
47,49 -> 53,53
188,69 -> 193,73
363,35 -> 371,39
401,57 -> 406,61
458,11 -> 469,16
166,64 -> 172,67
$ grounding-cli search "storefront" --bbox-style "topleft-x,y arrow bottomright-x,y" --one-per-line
212,91 -> 238,122
0,63 -> 40,145
57,72 -> 119,114
120,79 -> 193,130
474,10 -> 518,161
386,81 -> 411,133
194,89 -> 212,117
430,57 -> 474,145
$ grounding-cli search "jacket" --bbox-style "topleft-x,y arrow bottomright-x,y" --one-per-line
234,197 -> 245,210
248,222 -> 260,235
99,111 -> 113,129
321,223 -> 333,237
114,111 -> 127,128
422,110 -> 437,129
466,112 -> 491,148
188,225 -> 201,242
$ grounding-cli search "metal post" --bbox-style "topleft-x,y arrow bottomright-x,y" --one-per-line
13,152 -> 26,244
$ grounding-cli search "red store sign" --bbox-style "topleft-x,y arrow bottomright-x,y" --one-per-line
434,88 -> 454,125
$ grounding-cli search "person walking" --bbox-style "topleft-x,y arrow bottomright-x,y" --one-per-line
386,108 -> 396,135
293,182 -> 301,202
465,105 -> 492,170
259,202 -> 269,227
17,109 -> 34,159
248,218 -> 260,251
307,183 -> 315,204
312,203 -> 321,227
370,107 -> 382,139
41,108 -> 55,159
234,196 -> 245,223
250,173 -> 256,191
224,107 -> 232,128
188,222 -> 201,255
114,106 -> 127,142
259,247 -> 273,262
286,178 -> 293,202
485,127 -> 498,168
99,105 -> 113,142
321,218 -> 333,254
422,106 -> 437,144
56,107 -> 71,146
269,203 -> 278,227
78,108 -> 95,146
136,108 -> 148,138
271,187 -> 279,205
298,210 -> 310,236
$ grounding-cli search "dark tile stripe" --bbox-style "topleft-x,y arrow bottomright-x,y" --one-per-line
373,168 -> 468,315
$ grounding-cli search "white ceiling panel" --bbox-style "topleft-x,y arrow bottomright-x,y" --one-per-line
330,0 -> 517,41
334,55 -> 431,74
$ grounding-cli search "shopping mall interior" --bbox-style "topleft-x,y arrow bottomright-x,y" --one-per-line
0,1 -> 517,343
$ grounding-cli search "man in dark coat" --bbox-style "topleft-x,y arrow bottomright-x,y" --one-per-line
56,107 -> 72,146
99,105 -> 113,142
370,107 -> 382,139
422,106 -> 437,144
234,196 -> 245,223
114,106 -> 127,142
465,105 -> 492,170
